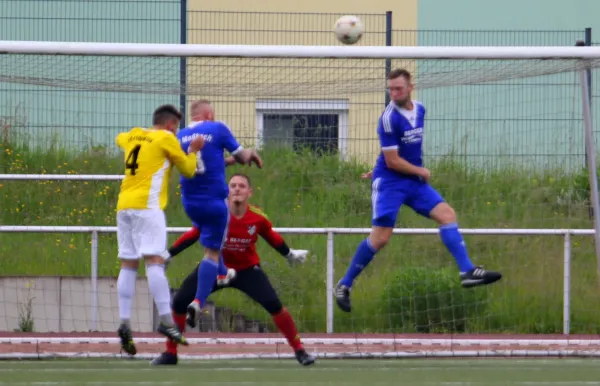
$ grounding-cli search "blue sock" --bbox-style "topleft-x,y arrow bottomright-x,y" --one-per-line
339,239 -> 378,287
195,258 -> 219,306
439,223 -> 475,273
217,254 -> 227,276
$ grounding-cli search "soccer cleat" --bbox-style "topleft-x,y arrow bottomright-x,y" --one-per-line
216,268 -> 237,287
333,282 -> 352,313
117,323 -> 137,356
460,266 -> 502,288
186,300 -> 202,328
151,351 -> 178,366
157,322 -> 189,346
295,349 -> 316,366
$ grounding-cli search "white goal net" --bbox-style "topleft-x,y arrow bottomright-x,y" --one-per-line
1,41 -> 600,360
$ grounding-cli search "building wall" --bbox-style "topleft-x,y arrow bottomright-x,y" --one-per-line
417,0 -> 594,170
0,276 -> 154,333
418,0 -> 599,31
0,0 -> 180,152
186,1 -> 417,163
0,0 -> 595,169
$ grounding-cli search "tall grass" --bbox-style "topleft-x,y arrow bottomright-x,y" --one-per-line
1,139 -> 599,334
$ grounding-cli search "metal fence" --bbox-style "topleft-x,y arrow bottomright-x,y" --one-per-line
1,2 -> 589,47
0,2 -> 595,170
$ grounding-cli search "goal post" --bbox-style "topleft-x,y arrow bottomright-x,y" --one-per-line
2,40 -> 600,359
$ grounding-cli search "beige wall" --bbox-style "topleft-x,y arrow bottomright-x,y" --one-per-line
186,1 -> 417,165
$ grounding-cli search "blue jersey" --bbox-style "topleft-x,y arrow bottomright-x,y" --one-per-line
177,120 -> 242,200
373,101 -> 426,182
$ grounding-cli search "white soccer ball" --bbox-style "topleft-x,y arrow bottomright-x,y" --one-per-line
334,15 -> 364,45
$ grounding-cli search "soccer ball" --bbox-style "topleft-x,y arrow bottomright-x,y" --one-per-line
334,15 -> 364,45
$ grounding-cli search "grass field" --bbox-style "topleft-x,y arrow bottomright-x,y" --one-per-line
2,358 -> 600,385
2,140 -> 600,334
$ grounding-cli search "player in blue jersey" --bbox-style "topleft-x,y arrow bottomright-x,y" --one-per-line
176,99 -> 263,327
334,69 -> 502,313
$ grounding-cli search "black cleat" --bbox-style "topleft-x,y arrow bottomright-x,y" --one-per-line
186,301 -> 202,328
151,351 -> 178,366
333,282 -> 352,313
295,349 -> 316,366
117,323 -> 137,356
157,322 -> 189,346
460,266 -> 502,288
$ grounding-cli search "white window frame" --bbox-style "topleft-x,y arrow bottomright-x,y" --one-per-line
255,99 -> 349,160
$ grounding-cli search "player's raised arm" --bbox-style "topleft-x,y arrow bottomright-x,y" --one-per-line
378,113 -> 428,180
162,133 -> 202,179
219,122 -> 263,168
256,209 -> 308,265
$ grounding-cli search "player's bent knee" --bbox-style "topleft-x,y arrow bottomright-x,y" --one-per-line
145,262 -> 165,273
430,203 -> 456,225
120,259 -> 139,270
172,291 -> 191,314
264,298 -> 283,315
203,248 -> 220,262
369,226 -> 394,250
144,255 -> 166,265
264,300 -> 283,315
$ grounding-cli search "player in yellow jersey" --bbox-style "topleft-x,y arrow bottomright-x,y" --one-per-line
114,104 -> 204,357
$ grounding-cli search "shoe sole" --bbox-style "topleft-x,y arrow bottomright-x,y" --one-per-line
151,359 -> 178,366
186,305 -> 198,328
158,331 -> 189,346
121,343 -> 137,356
118,332 -> 137,356
335,298 -> 352,313
461,275 -> 502,288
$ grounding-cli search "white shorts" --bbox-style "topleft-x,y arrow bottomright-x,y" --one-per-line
117,209 -> 167,260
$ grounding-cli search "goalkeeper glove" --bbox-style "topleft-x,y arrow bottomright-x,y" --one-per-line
286,249 -> 308,266
217,268 -> 237,287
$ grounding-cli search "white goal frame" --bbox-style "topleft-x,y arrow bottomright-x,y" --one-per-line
1,40 -> 600,359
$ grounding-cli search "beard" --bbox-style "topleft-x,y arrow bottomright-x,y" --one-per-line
393,98 -> 411,109
231,197 -> 245,205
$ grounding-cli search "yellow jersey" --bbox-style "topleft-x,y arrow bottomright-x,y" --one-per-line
115,127 -> 197,211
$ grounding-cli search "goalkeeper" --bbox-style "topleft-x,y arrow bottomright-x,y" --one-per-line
151,173 -> 315,367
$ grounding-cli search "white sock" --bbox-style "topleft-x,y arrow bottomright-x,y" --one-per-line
146,264 -> 174,325
117,267 -> 137,323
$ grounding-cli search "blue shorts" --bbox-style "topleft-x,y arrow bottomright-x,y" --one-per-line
182,198 -> 229,250
371,177 -> 445,228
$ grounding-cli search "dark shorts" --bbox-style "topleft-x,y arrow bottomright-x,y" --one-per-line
171,264 -> 283,315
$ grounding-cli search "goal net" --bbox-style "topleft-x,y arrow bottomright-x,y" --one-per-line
1,41 -> 600,360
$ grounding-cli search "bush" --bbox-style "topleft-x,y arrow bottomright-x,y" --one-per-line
380,266 -> 489,333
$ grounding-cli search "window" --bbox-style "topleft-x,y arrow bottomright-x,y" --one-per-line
255,100 -> 348,159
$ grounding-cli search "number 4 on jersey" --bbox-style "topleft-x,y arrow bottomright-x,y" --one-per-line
125,144 -> 141,175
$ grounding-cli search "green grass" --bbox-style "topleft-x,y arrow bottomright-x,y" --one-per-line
1,140 -> 600,334
2,359 -> 600,385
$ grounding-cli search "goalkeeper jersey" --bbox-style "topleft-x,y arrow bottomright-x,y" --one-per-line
373,100 -> 426,183
115,127 -> 197,211
222,205 -> 285,270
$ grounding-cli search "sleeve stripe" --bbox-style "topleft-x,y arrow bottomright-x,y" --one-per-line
249,205 -> 269,220
230,145 -> 243,155
381,145 -> 398,151
382,105 -> 394,133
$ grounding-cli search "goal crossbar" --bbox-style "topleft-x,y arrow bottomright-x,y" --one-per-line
3,40 -> 600,59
